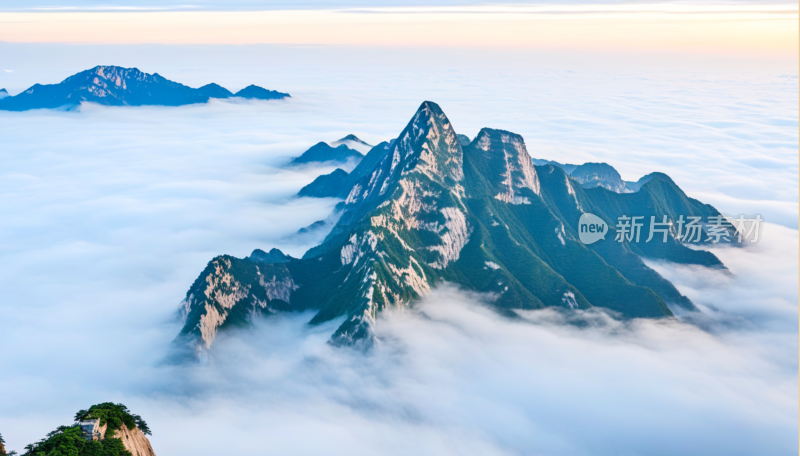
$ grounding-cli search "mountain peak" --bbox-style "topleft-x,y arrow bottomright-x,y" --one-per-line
343,100 -> 463,208
418,100 -> 439,112
407,100 -> 464,183
570,162 -> 626,192
639,171 -> 673,185
468,128 -> 541,204
174,100 -> 735,354
338,134 -> 370,145
68,65 -> 152,86
332,134 -> 373,153
197,83 -> 234,99
248,248 -> 292,263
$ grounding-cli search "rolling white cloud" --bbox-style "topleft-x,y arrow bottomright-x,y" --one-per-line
0,60 -> 796,455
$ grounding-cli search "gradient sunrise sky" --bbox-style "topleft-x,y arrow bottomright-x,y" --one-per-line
0,3 -> 796,60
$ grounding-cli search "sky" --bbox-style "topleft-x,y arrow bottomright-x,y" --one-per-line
0,2 -> 796,63
0,2 -> 797,455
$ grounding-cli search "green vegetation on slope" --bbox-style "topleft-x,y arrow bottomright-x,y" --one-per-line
23,426 -> 130,456
75,403 -> 151,437
176,101 -> 737,349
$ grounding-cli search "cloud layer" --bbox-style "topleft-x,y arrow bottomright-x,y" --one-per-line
0,62 -> 796,455
127,225 -> 799,456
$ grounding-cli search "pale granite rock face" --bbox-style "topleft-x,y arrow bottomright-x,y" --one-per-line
80,420 -> 156,456
108,424 -> 157,456
179,255 -> 297,351
474,129 -> 541,205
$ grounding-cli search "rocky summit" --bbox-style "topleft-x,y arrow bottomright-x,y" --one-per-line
175,101 -> 737,356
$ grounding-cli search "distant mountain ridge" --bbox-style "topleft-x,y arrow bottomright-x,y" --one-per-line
175,101 -> 738,356
332,134 -> 373,153
0,65 -> 290,111
289,141 -> 364,166
531,158 -> 651,193
298,140 -> 394,197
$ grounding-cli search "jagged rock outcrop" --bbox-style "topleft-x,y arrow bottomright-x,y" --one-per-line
114,424 -> 155,456
175,101 -> 739,354
80,420 -> 155,456
307,101 -> 470,342
178,256 -> 298,351
570,162 -> 630,192
473,129 -> 541,204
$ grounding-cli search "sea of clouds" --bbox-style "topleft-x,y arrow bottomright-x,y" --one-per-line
0,47 -> 797,455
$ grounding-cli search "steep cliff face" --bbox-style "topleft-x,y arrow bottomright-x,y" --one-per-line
178,256 -> 298,352
569,162 -> 630,193
80,419 -> 155,456
175,100 -> 738,352
108,424 -> 156,456
471,129 -> 541,204
294,101 -> 469,343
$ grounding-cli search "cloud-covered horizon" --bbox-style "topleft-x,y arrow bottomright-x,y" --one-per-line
0,64 -> 796,455
1,52 -> 795,225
